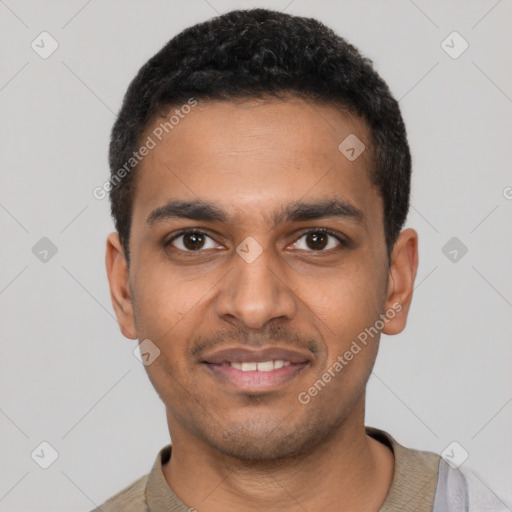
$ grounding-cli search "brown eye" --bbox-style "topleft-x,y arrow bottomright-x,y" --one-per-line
169,231 -> 218,251
292,230 -> 342,251
305,232 -> 328,250
183,232 -> 205,250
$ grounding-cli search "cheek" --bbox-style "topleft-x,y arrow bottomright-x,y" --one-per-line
307,258 -> 387,360
131,257 -> 219,340
140,312 -> 202,399
307,258 -> 385,319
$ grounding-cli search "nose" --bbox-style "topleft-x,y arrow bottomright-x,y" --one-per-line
215,244 -> 297,331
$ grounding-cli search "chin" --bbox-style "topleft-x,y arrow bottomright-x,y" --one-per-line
202,415 -> 338,462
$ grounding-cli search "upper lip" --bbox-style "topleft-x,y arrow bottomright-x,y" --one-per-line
201,347 -> 311,365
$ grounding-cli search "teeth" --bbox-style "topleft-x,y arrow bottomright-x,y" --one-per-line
256,360 -> 274,372
229,360 -> 291,371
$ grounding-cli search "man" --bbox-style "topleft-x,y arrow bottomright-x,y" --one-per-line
96,8 -> 507,512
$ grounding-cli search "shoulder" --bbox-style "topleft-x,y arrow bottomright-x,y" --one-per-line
90,474 -> 149,512
367,427 -> 512,512
433,459 -> 512,512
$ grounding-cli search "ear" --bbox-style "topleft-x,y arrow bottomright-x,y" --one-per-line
105,232 -> 137,339
382,228 -> 419,335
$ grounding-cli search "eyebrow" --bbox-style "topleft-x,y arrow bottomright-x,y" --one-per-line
146,198 -> 364,227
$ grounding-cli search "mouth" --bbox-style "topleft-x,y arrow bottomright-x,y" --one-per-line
223,359 -> 292,371
201,347 -> 311,393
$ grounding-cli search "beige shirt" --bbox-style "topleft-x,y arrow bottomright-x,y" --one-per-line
92,427 -> 440,512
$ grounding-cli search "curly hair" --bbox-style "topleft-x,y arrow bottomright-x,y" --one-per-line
109,8 -> 411,263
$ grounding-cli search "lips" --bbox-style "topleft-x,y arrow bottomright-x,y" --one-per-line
202,347 -> 311,365
201,346 -> 311,392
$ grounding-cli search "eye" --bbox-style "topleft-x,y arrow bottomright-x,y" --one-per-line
168,230 -> 220,251
290,229 -> 343,251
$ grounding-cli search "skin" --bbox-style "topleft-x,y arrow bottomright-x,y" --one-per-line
106,96 -> 419,511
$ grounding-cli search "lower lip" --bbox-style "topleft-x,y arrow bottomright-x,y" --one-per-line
203,363 -> 308,393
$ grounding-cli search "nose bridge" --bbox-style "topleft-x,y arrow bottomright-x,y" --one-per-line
215,241 -> 296,329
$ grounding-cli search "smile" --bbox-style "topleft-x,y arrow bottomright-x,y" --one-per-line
223,360 -> 292,371
200,346 -> 312,393
203,360 -> 308,393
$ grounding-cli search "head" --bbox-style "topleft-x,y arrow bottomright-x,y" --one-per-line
106,8 -> 418,461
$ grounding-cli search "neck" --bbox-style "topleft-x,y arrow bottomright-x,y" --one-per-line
162,402 -> 394,512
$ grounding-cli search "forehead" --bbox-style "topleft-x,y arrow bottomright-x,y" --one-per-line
132,97 -> 380,230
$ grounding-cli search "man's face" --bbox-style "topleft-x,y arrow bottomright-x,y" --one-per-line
108,97 -> 411,460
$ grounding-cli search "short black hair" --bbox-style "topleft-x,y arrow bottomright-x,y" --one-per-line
109,8 -> 411,263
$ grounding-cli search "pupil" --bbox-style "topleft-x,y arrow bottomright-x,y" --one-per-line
184,233 -> 204,250
307,232 -> 327,250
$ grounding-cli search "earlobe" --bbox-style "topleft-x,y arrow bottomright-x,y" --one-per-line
382,228 -> 419,336
105,232 -> 137,339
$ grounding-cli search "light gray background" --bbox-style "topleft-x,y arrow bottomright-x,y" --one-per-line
1,0 -> 511,510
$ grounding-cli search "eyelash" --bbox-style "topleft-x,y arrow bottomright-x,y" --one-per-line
165,227 -> 347,253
